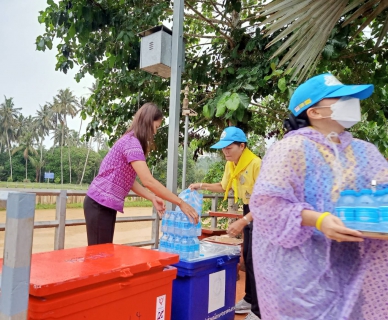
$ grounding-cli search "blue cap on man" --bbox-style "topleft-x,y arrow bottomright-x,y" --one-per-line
210,127 -> 247,149
289,73 -> 374,117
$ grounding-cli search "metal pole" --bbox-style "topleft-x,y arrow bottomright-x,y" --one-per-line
0,192 -> 36,320
182,114 -> 189,190
166,0 -> 185,209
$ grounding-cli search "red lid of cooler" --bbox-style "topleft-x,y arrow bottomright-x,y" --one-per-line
8,244 -> 179,296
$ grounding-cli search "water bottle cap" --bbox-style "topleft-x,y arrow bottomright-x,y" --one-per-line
374,190 -> 386,196
340,190 -> 357,196
360,189 -> 372,195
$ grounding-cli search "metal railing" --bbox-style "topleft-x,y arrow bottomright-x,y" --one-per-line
0,188 -> 222,250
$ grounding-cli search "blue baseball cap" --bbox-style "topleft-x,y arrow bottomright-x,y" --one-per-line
289,73 -> 374,116
210,127 -> 247,149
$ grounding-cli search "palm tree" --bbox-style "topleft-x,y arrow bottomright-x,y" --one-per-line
50,89 -> 77,184
66,130 -> 79,184
29,157 -> 45,183
259,0 -> 388,80
94,131 -> 104,153
79,139 -> 92,185
0,96 -> 21,181
76,96 -> 87,140
12,126 -> 38,181
34,104 -> 53,182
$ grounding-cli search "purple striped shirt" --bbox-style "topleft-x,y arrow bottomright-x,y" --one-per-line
87,132 -> 145,212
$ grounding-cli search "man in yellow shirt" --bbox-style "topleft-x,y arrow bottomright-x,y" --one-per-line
190,127 -> 262,320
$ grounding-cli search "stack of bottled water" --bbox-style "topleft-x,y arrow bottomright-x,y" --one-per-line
159,210 -> 200,260
159,189 -> 203,260
335,188 -> 388,232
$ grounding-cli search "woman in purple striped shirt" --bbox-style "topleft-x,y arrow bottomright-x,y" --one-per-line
84,102 -> 198,245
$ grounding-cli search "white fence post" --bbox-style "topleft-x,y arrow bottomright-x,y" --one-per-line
54,190 -> 67,250
0,192 -> 36,320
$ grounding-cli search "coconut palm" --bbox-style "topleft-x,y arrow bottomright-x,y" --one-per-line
34,104 -> 53,182
76,96 -> 88,141
0,96 -> 21,181
12,126 -> 38,181
94,131 -> 104,153
260,0 -> 388,80
29,157 -> 45,183
79,139 -> 92,185
66,129 -> 80,184
50,89 -> 77,184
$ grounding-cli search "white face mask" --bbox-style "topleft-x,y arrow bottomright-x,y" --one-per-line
314,97 -> 361,128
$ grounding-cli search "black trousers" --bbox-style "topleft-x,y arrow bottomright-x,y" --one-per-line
83,195 -> 117,245
243,204 -> 261,317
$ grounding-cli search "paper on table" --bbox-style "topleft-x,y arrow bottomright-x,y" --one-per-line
208,270 -> 225,313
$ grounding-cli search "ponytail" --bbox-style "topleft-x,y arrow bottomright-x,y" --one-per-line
283,111 -> 310,133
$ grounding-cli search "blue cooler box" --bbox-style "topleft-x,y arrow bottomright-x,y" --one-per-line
171,254 -> 239,320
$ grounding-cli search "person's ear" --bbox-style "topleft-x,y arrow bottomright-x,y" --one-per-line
307,107 -> 323,120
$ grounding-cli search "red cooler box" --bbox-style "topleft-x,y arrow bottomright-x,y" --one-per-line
0,244 -> 179,320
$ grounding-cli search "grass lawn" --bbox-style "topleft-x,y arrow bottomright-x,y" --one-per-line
0,181 -> 89,190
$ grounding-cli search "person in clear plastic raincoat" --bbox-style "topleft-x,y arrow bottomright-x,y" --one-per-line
250,73 -> 388,320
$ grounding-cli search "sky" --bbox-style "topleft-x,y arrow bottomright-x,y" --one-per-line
0,0 -> 95,146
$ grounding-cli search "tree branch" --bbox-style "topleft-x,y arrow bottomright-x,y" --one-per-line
184,13 -> 230,26
337,44 -> 388,60
184,1 -> 235,48
184,33 -> 224,39
209,0 -> 231,25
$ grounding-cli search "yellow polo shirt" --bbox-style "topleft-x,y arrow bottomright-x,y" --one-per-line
221,157 -> 262,204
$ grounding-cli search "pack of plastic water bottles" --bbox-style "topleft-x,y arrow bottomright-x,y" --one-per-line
159,189 -> 203,260
335,188 -> 388,233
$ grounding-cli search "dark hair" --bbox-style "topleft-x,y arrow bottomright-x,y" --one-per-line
283,109 -> 310,133
232,141 -> 248,149
126,102 -> 163,155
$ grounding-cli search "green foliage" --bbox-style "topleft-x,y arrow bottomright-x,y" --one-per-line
36,0 -> 290,160
31,0 -> 388,165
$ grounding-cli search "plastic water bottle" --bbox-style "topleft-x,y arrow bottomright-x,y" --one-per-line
166,234 -> 175,253
193,237 -> 200,259
167,211 -> 176,234
159,233 -> 169,252
335,190 -> 357,222
355,189 -> 379,223
377,189 -> 388,222
161,211 -> 170,233
196,219 -> 202,237
174,212 -> 183,236
173,235 -> 182,255
187,237 -> 195,260
181,213 -> 191,235
180,236 -> 189,260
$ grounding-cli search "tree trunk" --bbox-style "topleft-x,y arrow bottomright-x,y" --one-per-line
61,122 -> 64,184
80,144 -> 91,185
6,131 -> 12,180
25,157 -> 28,180
39,138 -> 43,182
68,145 -> 72,184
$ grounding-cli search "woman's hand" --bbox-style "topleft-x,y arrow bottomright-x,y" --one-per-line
179,201 -> 199,224
188,183 -> 201,190
152,196 -> 166,218
227,219 -> 248,238
320,214 -> 364,242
